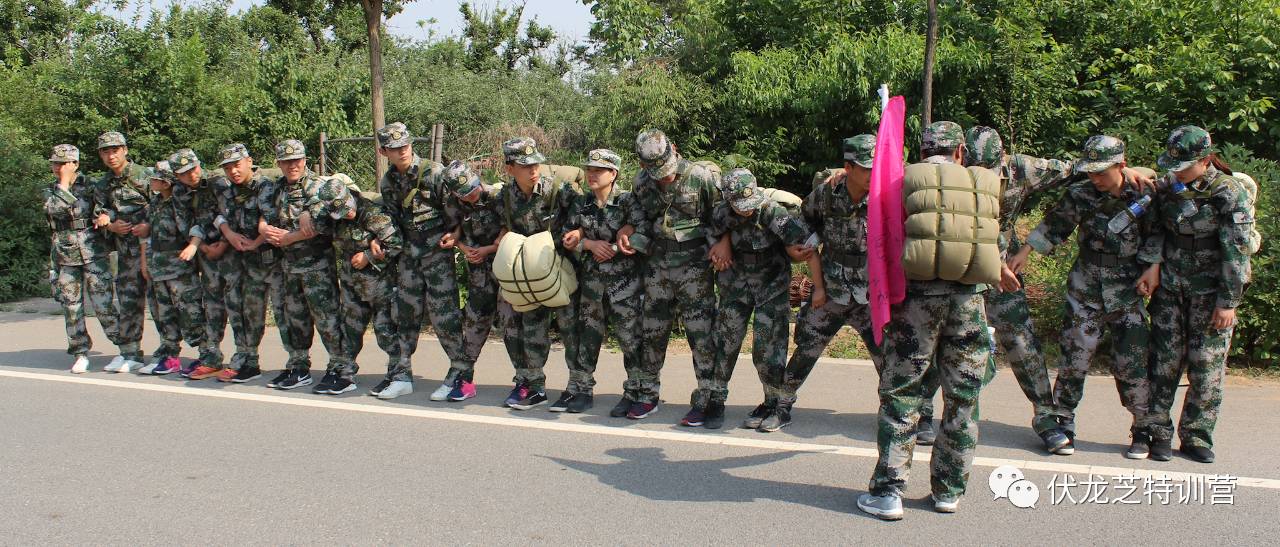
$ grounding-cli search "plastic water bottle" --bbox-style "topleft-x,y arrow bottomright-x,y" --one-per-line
1108,195 -> 1152,233
1170,180 -> 1198,218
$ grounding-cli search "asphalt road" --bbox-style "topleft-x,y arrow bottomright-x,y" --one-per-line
1,310 -> 1277,545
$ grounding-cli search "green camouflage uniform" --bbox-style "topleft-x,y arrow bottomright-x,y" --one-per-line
212,144 -> 292,371
331,189 -> 402,377
784,138 -> 883,404
377,124 -> 468,382
711,169 -> 810,406
870,122 -> 990,501
1148,126 -> 1253,450
443,162 -> 505,382
631,130 -> 723,408
93,134 -> 149,359
44,145 -> 123,356
570,149 -> 652,400
170,149 -> 232,367
144,163 -> 209,361
497,137 -> 582,392
1026,136 -> 1158,435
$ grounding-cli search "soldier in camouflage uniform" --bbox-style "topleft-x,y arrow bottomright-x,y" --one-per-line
256,139 -> 351,392
375,123 -> 469,400
859,122 -> 990,520
44,144 -> 124,373
496,137 -> 583,411
622,130 -> 728,424
211,143 -> 291,383
1147,126 -> 1253,464
1024,135 -> 1161,459
169,148 -> 232,379
781,135 -> 884,429
92,131 -> 149,371
138,162 -> 211,376
710,168 -> 810,431
566,149 -> 652,416
433,161 -> 504,402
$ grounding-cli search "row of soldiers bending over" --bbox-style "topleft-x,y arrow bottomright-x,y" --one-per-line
42,120 -> 1254,520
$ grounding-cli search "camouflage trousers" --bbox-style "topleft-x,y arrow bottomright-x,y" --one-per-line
338,266 -> 398,380
113,248 -> 146,358
711,269 -> 791,405
281,262 -> 349,375
452,259 -> 499,382
150,273 -> 209,360
643,259 -> 718,408
1053,295 -> 1152,434
576,274 -> 650,401
499,299 -> 578,392
224,252 -> 291,370
870,291 -> 988,500
392,248 -> 467,382
55,257 -> 123,356
918,286 -> 1058,434
1148,290 -> 1229,449
783,295 -> 883,402
195,254 -> 228,367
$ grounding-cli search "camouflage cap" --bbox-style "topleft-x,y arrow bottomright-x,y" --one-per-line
1157,125 -> 1213,172
443,160 -> 482,197
168,148 -> 201,174
635,129 -> 678,179
149,161 -> 176,184
922,121 -> 964,152
583,148 -> 622,171
96,131 -> 126,149
1075,135 -> 1126,174
275,139 -> 307,161
842,134 -> 876,168
377,122 -> 412,149
722,168 -> 767,211
964,126 -> 1004,169
218,143 -> 251,166
502,136 -> 546,166
321,174 -> 358,219
49,144 -> 80,163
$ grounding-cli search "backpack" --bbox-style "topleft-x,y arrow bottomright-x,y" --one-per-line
1231,172 -> 1262,255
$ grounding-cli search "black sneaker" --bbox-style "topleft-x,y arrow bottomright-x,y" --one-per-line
610,396 -> 634,418
368,379 -> 392,397
276,370 -> 313,390
566,394 -> 594,413
326,377 -> 357,395
509,390 -> 548,411
548,392 -> 575,412
759,405 -> 792,432
1150,437 -> 1173,461
680,407 -> 705,427
703,402 -> 725,429
742,403 -> 771,429
1125,431 -> 1151,460
1180,444 -> 1215,463
266,370 -> 291,389
312,371 -> 339,394
915,416 -> 937,446
1038,429 -> 1071,453
230,365 -> 262,384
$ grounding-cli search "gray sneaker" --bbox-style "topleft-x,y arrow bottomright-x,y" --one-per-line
1125,431 -> 1151,460
931,494 -> 958,513
856,492 -> 904,521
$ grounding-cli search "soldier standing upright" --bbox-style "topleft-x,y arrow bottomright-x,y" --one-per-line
92,131 -> 149,372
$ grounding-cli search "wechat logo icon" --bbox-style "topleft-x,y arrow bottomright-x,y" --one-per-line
990,465 -> 1039,509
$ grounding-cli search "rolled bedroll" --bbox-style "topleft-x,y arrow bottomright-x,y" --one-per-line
494,231 -> 578,311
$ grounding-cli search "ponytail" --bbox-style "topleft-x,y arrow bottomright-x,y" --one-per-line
1209,153 -> 1233,175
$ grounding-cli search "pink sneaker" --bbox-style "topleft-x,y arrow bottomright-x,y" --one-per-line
448,380 -> 477,401
504,383 -> 529,407
153,357 -> 182,375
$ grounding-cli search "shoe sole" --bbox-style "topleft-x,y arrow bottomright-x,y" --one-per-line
1124,451 -> 1150,460
680,420 -> 704,427
229,374 -> 261,383
509,400 -> 548,411
189,372 -> 222,380
377,390 -> 413,400
326,384 -> 358,395
759,422 -> 791,433
1149,453 -> 1172,462
448,394 -> 476,402
567,404 -> 593,414
429,393 -> 451,402
276,378 -> 313,390
1043,438 -> 1071,453
856,501 -> 903,521
1055,447 -> 1075,455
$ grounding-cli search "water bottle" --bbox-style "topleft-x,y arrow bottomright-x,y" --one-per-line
1170,180 -> 1198,218
1108,195 -> 1152,233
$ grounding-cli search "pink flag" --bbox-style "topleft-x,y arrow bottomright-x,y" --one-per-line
866,95 -> 906,345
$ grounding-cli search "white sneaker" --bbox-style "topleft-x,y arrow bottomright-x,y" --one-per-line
931,494 -> 959,513
139,359 -> 161,375
429,382 -> 453,401
103,355 -> 126,372
70,355 -> 90,374
377,381 -> 414,400
116,359 -> 142,374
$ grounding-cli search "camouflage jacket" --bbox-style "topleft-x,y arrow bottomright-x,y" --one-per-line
996,154 -> 1076,256
378,156 -> 452,257
336,197 -> 401,305
145,192 -> 195,281
260,171 -> 336,273
631,158 -> 723,268
44,175 -> 110,267
1149,166 -> 1253,309
1028,176 -> 1160,313
569,186 -> 648,300
449,183 -> 504,250
713,199 -> 810,301
804,173 -> 871,306
501,175 -> 580,241
173,174 -> 232,245
94,161 -> 151,255
213,170 -> 281,265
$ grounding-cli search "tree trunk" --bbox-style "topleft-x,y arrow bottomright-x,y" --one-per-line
922,0 -> 938,132
361,0 -> 388,181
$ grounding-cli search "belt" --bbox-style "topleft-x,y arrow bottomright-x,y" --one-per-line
1171,233 -> 1218,251
824,248 -> 867,269
49,219 -> 90,231
1079,247 -> 1133,267
735,249 -> 782,266
652,237 -> 705,253
284,238 -> 333,260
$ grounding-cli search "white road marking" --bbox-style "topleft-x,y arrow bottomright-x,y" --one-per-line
3,368 -> 1276,490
